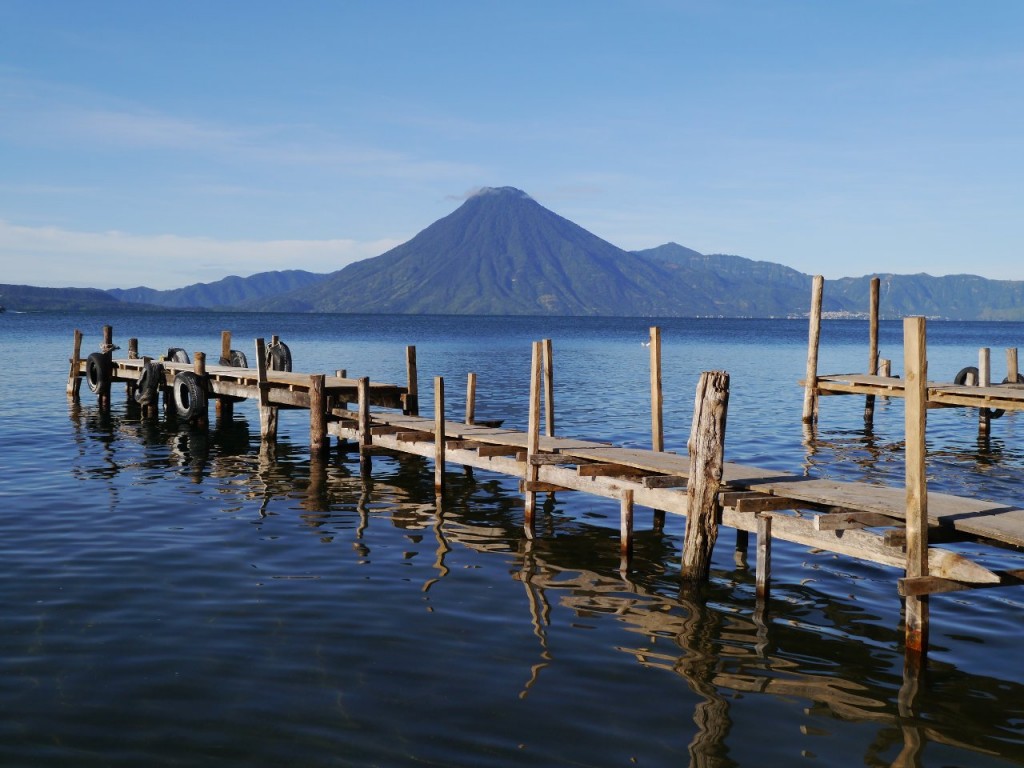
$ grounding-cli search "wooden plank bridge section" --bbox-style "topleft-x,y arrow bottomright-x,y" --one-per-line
67,322 -> 1024,665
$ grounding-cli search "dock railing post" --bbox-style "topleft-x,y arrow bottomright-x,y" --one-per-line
67,329 -> 83,398
904,316 -> 929,661
681,370 -> 730,582
434,377 -> 446,495
864,276 -> 880,427
543,338 -> 554,437
405,346 -> 419,416
523,341 -> 543,538
802,275 -> 824,424
357,376 -> 371,461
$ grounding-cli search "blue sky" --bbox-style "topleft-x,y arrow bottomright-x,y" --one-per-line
2,1 -> 1023,289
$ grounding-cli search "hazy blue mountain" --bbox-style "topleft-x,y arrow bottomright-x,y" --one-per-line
826,274 -> 1024,321
0,284 -> 169,312
108,270 -> 326,309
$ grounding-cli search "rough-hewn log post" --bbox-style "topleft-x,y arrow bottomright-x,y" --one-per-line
681,370 -> 730,582
864,276 -> 880,426
802,275 -> 823,424
357,376 -> 371,455
523,341 -> 542,537
309,374 -> 327,455
904,317 -> 929,660
67,329 -> 83,398
434,376 -> 446,494
620,489 -> 634,572
1007,348 -> 1019,382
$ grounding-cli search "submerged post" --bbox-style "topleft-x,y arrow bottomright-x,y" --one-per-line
543,338 -> 554,437
904,317 -> 929,660
864,276 -> 880,426
802,275 -> 824,424
523,341 -> 543,536
681,370 -> 730,582
620,490 -> 634,572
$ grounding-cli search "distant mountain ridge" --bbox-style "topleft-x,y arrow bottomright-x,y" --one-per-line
4,187 -> 1024,319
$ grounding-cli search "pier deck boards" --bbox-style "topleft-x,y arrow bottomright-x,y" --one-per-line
813,373 -> 1024,413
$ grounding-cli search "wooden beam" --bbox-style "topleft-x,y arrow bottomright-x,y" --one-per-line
814,511 -> 898,531
479,444 -> 520,457
577,463 -> 650,478
521,481 -> 571,493
524,341 -> 542,535
733,496 -> 802,513
434,376 -> 445,494
530,453 -> 571,465
465,372 -> 476,426
899,570 -> 1024,597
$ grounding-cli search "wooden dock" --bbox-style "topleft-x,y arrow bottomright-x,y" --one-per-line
67,322 -> 1024,667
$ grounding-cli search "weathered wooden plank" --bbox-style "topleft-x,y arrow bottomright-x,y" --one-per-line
577,463 -> 650,478
814,511 -> 899,531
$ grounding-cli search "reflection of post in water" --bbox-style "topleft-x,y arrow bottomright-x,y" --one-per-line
674,597 -> 735,768
421,494 -> 451,593
516,538 -> 552,699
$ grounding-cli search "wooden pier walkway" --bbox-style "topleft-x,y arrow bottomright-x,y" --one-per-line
68,321 -> 1024,664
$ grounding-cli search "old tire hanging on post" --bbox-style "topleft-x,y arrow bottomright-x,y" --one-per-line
85,352 -> 112,395
228,349 -> 248,367
266,341 -> 292,372
173,370 -> 207,420
134,361 -> 164,405
165,347 -> 191,364
954,366 -> 979,386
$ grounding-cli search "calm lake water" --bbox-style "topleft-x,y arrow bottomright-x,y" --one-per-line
2,311 -> 1023,767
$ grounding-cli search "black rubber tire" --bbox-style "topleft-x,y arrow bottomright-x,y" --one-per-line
85,352 -> 111,394
173,371 -> 207,420
165,347 -> 191,364
954,366 -> 979,386
134,362 -> 163,405
266,341 -> 292,372
1002,374 -> 1024,384
228,349 -> 248,368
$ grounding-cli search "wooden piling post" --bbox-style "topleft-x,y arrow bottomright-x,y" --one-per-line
543,338 -> 554,437
756,513 -> 772,600
979,347 -> 991,437
357,376 -> 371,457
67,329 -> 83,398
192,352 -> 209,427
649,326 -> 667,533
434,376 -> 446,494
802,275 -> 824,424
864,277 -> 880,426
465,372 -> 477,425
1007,348 -> 1019,382
255,338 -> 278,441
620,489 -> 634,572
405,345 -> 419,416
309,374 -> 327,455
221,331 -> 232,364
128,338 -> 139,359
681,370 -> 730,582
102,325 -> 113,351
523,341 -> 543,536
904,317 -> 929,660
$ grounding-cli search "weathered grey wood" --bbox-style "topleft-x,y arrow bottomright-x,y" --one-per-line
577,463 -> 650,478
979,346 -> 991,436
543,338 -> 554,437
681,370 -> 729,582
802,275 -> 824,423
814,511 -> 897,531
1008,348 -> 1019,382
434,376 -> 445,493
255,338 -> 277,441
756,513 -> 772,599
524,342 -> 543,534
904,316 -> 929,658
642,475 -> 687,489
357,376 -> 371,455
309,374 -> 327,454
